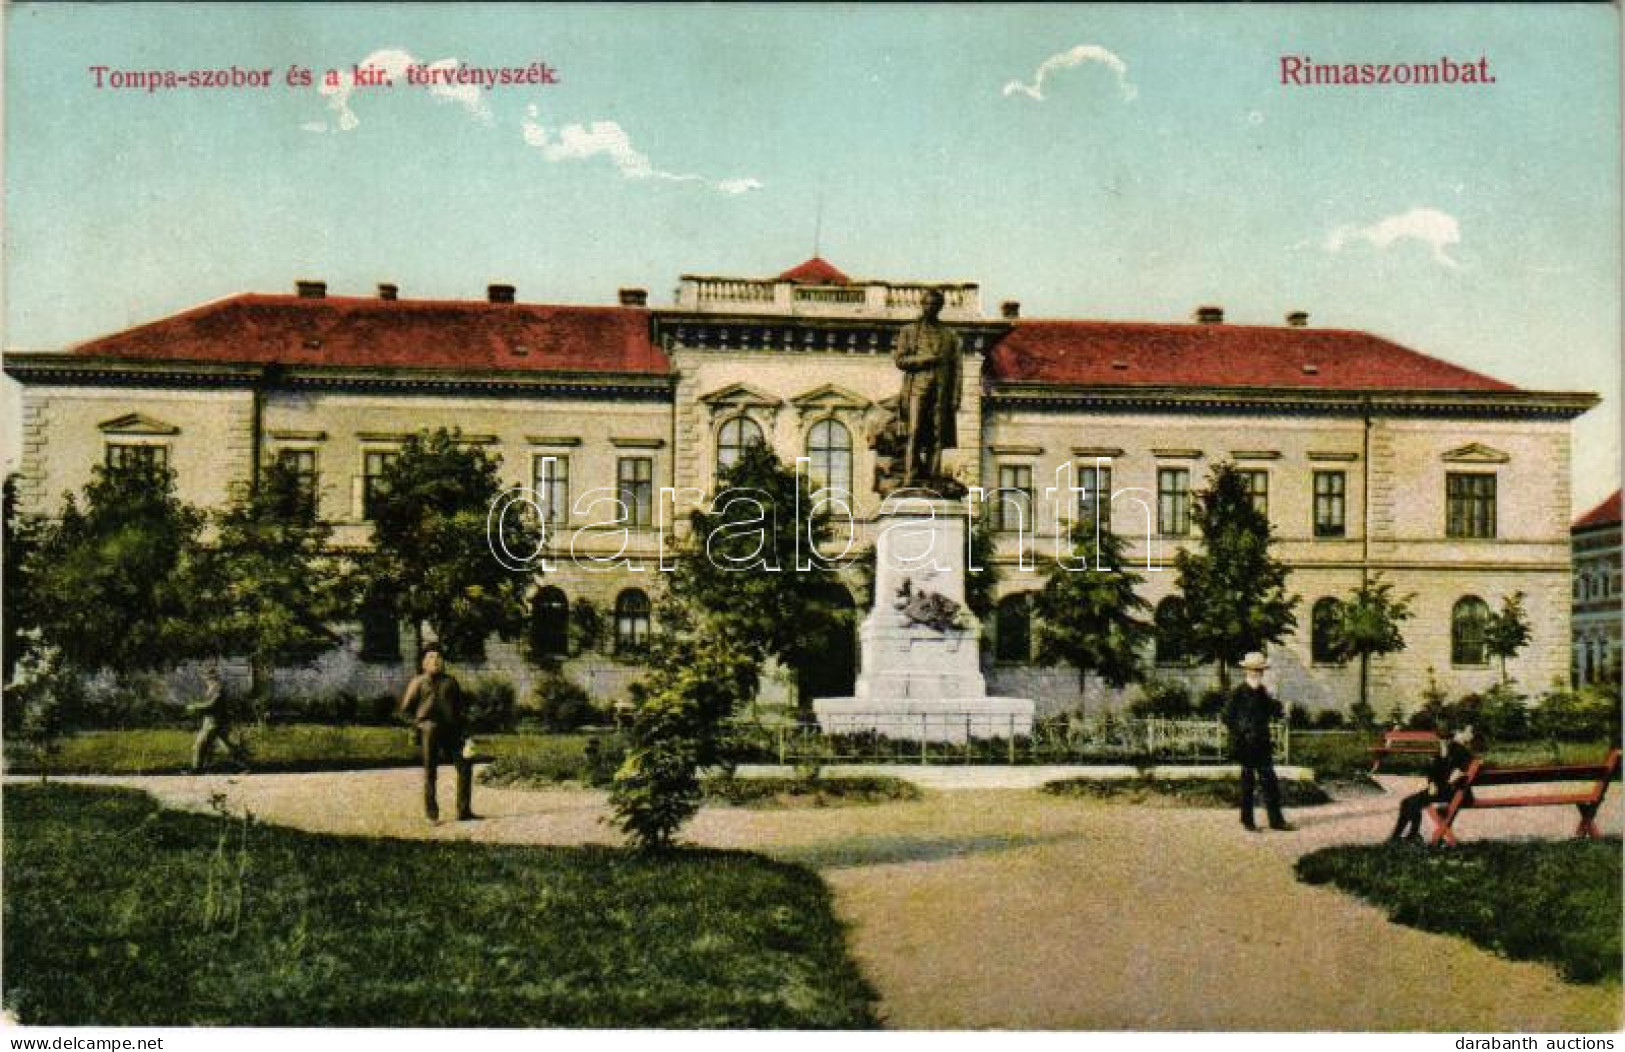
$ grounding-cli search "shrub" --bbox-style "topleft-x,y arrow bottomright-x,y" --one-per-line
462,676 -> 518,733
1311,709 -> 1347,730
1534,686 -> 1623,745
529,671 -> 597,732
1287,704 -> 1311,730
1347,698 -> 1377,732
1195,688 -> 1228,718
1131,680 -> 1193,718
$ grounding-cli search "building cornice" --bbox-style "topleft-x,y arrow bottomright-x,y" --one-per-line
985,383 -> 1599,420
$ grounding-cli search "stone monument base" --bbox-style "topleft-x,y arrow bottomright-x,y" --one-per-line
813,695 -> 1035,743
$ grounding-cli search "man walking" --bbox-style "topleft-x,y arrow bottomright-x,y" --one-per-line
189,667 -> 248,773
398,643 -> 475,823
1222,651 -> 1292,832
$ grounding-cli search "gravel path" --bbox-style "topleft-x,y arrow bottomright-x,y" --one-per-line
40,769 -> 1624,1031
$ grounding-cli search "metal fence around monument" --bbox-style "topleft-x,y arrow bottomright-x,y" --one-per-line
723,716 -> 1290,766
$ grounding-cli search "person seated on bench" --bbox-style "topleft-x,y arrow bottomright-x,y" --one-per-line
1389,724 -> 1478,843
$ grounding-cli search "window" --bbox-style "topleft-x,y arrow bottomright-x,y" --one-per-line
614,589 -> 651,653
994,464 -> 1034,534
1451,596 -> 1490,666
529,586 -> 570,658
362,449 -> 399,520
995,593 -> 1033,663
1446,473 -> 1497,539
1311,597 -> 1342,665
806,419 -> 853,495
716,416 -> 764,475
276,449 -> 318,512
1077,464 -> 1113,535
1157,468 -> 1191,537
105,443 -> 168,471
1240,469 -> 1269,518
359,590 -> 401,663
1154,597 -> 1189,665
532,455 -> 570,528
1314,471 -> 1346,538
617,457 -> 653,527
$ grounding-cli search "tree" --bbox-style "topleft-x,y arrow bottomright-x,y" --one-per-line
1171,462 -> 1299,689
609,629 -> 757,850
185,458 -> 358,713
1483,590 -> 1533,686
365,428 -> 541,660
31,460 -> 205,680
666,440 -> 840,711
3,474 -> 43,685
1327,573 -> 1415,718
6,649 -> 88,782
1034,525 -> 1152,705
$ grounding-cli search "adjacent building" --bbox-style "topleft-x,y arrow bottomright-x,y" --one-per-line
4,258 -> 1600,714
1572,489 -> 1622,688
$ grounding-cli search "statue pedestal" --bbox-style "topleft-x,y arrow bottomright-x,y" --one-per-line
814,498 -> 1034,743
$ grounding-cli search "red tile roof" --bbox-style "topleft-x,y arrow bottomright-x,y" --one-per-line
70,294 -> 667,375
777,257 -> 851,285
988,319 -> 1517,392
1574,489 -> 1622,532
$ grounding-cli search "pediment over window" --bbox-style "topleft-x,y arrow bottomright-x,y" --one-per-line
98,412 -> 179,436
699,382 -> 783,416
1442,443 -> 1509,464
789,384 -> 871,413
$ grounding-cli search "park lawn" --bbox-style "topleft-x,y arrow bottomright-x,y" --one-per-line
701,775 -> 922,809
1296,838 -> 1622,984
1042,776 -> 1332,808
1288,731 -> 1615,781
2,783 -> 878,1027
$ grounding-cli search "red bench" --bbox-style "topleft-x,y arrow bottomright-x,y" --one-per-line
1369,729 -> 1443,774
1426,748 -> 1621,846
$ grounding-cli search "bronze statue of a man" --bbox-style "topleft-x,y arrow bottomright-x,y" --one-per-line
892,288 -> 961,486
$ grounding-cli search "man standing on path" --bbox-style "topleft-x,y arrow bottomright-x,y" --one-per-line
398,642 -> 475,823
1222,651 -> 1292,832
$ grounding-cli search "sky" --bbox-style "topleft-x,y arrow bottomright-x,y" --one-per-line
3,3 -> 1620,509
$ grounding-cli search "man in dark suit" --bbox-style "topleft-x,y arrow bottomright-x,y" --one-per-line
1389,724 -> 1477,842
398,643 -> 475,823
1222,651 -> 1292,832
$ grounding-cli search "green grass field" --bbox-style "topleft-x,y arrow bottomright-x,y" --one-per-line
1042,775 -> 1333,808
1287,731 -> 1615,781
1,784 -> 878,1027
1296,838 -> 1623,983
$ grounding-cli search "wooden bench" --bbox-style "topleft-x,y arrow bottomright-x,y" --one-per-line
1369,729 -> 1443,774
1426,748 -> 1621,846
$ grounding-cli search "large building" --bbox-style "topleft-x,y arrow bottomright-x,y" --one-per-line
1572,489 -> 1622,688
4,258 -> 1600,715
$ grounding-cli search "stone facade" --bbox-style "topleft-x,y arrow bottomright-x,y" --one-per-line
4,259 -> 1600,718
1572,491 -> 1622,687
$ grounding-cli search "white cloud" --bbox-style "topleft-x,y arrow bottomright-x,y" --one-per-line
522,105 -> 762,194
314,48 -> 494,132
1003,45 -> 1137,103
1325,207 -> 1462,268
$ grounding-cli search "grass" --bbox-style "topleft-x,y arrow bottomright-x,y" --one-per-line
479,733 -> 624,788
1042,775 -> 1332,807
702,775 -> 923,809
1287,731 -> 1616,781
1296,838 -> 1623,984
1,783 -> 878,1027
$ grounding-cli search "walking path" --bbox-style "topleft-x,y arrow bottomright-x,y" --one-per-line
43,769 -> 1624,1030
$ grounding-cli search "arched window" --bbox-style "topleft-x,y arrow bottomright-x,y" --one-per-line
529,586 -> 569,659
1311,597 -> 1342,665
806,418 -> 853,495
995,593 -> 1033,663
1155,597 -> 1189,666
716,416 -> 764,475
614,589 -> 651,654
1451,596 -> 1490,667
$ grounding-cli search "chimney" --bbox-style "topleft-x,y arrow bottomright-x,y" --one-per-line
377,283 -> 399,301
618,287 -> 648,307
1285,310 -> 1309,328
1194,305 -> 1224,324
487,284 -> 515,304
295,280 -> 327,299
1000,300 -> 1021,320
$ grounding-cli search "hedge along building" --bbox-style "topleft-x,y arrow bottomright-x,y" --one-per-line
4,258 -> 1599,716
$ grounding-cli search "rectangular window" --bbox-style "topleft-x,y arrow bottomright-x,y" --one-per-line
362,450 -> 399,520
1313,471 -> 1346,538
994,464 -> 1034,534
617,457 -> 653,527
532,454 -> 571,527
1157,468 -> 1191,537
276,449 -> 319,511
1446,472 -> 1497,539
105,443 -> 168,471
1077,464 -> 1113,534
1240,469 -> 1269,518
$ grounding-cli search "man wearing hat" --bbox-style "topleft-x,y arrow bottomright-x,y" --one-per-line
1389,724 -> 1477,842
1222,651 -> 1292,831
